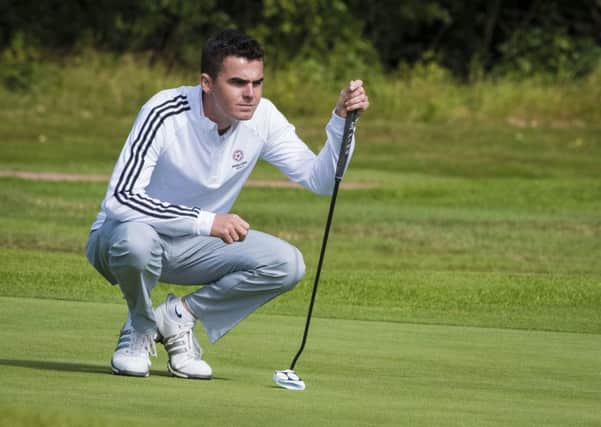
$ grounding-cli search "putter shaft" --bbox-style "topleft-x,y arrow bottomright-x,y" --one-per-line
289,110 -> 358,370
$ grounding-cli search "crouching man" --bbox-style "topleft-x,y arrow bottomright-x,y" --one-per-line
86,29 -> 369,379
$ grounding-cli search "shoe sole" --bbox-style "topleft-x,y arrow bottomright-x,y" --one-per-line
167,362 -> 212,380
111,362 -> 149,378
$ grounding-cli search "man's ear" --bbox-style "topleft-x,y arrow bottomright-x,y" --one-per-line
200,73 -> 213,93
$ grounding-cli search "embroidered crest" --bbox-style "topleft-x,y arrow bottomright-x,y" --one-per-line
232,149 -> 248,170
233,150 -> 244,162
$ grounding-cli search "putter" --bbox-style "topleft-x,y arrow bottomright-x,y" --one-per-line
274,109 -> 358,391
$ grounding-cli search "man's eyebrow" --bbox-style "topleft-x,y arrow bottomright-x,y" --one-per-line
228,77 -> 264,84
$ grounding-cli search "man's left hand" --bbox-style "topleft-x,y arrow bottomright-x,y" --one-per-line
335,80 -> 369,118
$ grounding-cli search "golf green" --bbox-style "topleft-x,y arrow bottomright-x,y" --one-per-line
1,296 -> 599,426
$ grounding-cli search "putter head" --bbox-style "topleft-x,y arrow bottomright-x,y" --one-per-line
273,369 -> 306,391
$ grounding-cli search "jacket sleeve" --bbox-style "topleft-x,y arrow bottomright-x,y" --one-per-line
260,107 -> 356,195
102,98 -> 214,237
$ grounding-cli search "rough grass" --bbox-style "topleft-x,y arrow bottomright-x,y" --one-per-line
1,51 -> 600,143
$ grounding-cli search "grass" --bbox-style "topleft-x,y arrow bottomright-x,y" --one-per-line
1,168 -> 600,332
1,54 -> 600,425
1,297 -> 600,427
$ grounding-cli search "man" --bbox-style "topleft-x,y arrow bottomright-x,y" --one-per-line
86,29 -> 369,379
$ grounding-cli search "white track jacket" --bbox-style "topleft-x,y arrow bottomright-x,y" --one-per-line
91,86 -> 355,237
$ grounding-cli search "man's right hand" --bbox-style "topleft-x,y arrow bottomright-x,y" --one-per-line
210,213 -> 250,244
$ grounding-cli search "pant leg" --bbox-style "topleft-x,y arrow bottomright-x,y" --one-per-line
161,230 -> 305,343
86,220 -> 163,335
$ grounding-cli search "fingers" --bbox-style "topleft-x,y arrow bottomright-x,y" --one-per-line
344,80 -> 369,113
229,219 -> 249,242
335,80 -> 370,117
349,79 -> 363,91
211,213 -> 250,244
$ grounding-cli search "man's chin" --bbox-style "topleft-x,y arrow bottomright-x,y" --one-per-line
235,110 -> 256,121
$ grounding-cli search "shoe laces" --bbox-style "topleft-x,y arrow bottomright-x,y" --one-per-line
164,328 -> 202,361
146,335 -> 158,358
117,328 -> 157,358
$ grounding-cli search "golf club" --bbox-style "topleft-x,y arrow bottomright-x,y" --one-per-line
274,109 -> 359,391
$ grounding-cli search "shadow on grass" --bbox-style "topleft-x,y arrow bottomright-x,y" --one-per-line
0,358 -> 111,375
0,358 -> 230,381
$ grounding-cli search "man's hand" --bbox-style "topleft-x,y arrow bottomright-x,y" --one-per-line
211,213 -> 250,244
335,80 -> 370,118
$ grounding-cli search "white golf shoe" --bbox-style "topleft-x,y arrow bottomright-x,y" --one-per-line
111,317 -> 157,377
154,294 -> 212,379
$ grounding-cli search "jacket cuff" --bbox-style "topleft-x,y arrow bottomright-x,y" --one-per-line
195,210 -> 215,236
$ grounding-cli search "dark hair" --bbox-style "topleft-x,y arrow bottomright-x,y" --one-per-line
201,29 -> 264,79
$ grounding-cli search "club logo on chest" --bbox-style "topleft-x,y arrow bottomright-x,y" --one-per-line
233,150 -> 244,162
232,149 -> 248,170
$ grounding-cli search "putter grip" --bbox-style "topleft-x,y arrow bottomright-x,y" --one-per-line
335,110 -> 358,181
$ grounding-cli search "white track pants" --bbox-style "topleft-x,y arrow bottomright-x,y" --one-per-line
86,220 -> 305,342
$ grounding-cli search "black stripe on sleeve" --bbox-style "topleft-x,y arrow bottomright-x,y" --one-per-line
113,94 -> 200,220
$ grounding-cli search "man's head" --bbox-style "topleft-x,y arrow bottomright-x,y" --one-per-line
200,30 -> 265,131
201,29 -> 264,79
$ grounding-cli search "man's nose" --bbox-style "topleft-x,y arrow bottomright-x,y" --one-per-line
242,83 -> 254,98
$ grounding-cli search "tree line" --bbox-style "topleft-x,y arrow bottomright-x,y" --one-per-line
1,0 -> 600,79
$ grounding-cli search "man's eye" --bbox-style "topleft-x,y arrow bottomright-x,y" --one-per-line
229,79 -> 246,87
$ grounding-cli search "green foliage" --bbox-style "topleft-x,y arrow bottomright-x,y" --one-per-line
109,0 -> 235,67
347,0 -> 453,67
495,27 -> 601,80
0,32 -> 41,90
1,0 -> 600,79
251,0 -> 377,76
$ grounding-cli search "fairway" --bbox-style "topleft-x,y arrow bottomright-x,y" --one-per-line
1,296 -> 600,427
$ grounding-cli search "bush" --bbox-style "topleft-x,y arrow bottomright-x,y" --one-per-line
495,28 -> 601,81
0,32 -> 41,90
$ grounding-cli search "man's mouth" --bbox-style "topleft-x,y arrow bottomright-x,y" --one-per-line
237,105 -> 255,113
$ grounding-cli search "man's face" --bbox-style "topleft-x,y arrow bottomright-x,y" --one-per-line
201,56 -> 264,126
